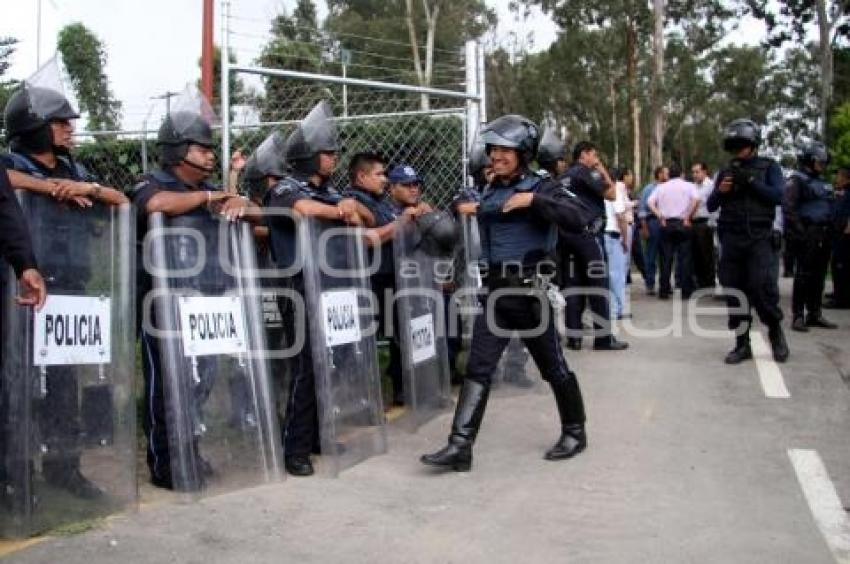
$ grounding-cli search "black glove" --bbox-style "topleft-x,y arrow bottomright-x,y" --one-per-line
728,161 -> 753,189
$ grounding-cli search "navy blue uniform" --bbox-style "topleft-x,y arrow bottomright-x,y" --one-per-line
557,163 -> 612,345
343,186 -> 405,403
831,187 -> 850,307
783,170 -> 835,319
1,151 -> 98,483
707,156 -> 784,333
131,168 -> 217,485
465,171 -> 584,395
266,172 -> 343,458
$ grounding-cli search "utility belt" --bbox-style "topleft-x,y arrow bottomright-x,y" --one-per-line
485,261 -> 556,290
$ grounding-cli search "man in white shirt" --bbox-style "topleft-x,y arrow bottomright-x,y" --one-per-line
690,162 -> 717,289
648,163 -> 700,299
604,174 -> 630,318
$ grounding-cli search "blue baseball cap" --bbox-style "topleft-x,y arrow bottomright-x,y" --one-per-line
388,163 -> 422,184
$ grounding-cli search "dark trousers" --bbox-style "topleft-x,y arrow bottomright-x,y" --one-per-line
643,217 -> 662,290
631,223 -> 647,282
559,231 -> 612,344
466,293 -> 573,390
659,220 -> 695,298
832,234 -> 850,305
691,220 -> 716,289
718,230 -> 783,334
280,285 -> 319,458
791,225 -> 833,318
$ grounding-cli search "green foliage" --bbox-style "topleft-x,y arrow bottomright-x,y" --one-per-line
74,138 -> 153,192
57,23 -> 122,132
0,36 -> 19,131
831,101 -> 850,169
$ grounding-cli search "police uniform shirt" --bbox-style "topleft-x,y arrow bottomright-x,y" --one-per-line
479,170 -> 593,266
131,168 -> 218,244
0,151 -> 91,182
265,172 -> 343,269
343,186 -> 400,277
562,163 -> 608,220
2,152 -> 95,282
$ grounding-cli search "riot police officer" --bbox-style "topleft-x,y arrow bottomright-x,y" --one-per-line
707,119 -> 789,363
783,142 -> 837,332
265,102 -> 374,477
132,100 -> 256,489
421,114 -> 590,471
559,141 -> 628,351
2,83 -> 127,499
344,156 -> 432,406
536,125 -> 568,178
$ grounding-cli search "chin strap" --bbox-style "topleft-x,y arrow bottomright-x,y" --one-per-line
181,157 -> 215,174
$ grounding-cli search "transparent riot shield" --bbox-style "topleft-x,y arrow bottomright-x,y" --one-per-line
145,212 -> 281,494
456,214 -> 541,394
298,217 -> 386,476
0,193 -> 135,538
392,217 -> 452,430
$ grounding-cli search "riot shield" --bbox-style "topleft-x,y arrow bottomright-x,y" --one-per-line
1,193 -> 135,538
298,217 -> 386,476
144,212 -> 281,494
392,217 -> 452,430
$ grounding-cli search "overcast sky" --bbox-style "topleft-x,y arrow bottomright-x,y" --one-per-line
1,0 -> 766,131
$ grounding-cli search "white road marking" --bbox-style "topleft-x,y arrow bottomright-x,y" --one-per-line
788,449 -> 850,564
751,331 -> 790,399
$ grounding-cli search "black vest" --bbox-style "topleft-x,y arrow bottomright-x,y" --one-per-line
717,157 -> 776,233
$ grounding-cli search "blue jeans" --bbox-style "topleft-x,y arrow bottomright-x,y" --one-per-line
604,233 -> 627,318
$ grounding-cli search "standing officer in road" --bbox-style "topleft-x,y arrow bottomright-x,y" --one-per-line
265,102 -> 374,477
783,142 -> 838,332
825,166 -> 850,310
559,142 -> 628,351
2,83 -> 127,499
133,103 -> 254,489
421,114 -> 591,472
707,119 -> 789,364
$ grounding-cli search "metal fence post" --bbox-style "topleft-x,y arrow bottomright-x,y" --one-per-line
221,0 -> 231,184
477,40 -> 487,125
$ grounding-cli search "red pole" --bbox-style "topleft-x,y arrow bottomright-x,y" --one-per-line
201,0 -> 214,102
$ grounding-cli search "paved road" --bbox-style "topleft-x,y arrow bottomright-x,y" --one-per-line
5,280 -> 850,563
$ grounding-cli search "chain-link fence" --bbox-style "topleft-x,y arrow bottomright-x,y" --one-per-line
227,78 -> 469,209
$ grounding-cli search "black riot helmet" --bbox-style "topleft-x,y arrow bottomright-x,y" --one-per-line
242,130 -> 289,200
479,114 -> 540,164
284,101 -> 341,176
416,210 -> 459,257
796,141 -> 830,170
4,84 -> 80,154
156,87 -> 217,170
468,135 -> 491,188
722,119 -> 762,153
536,125 -> 567,171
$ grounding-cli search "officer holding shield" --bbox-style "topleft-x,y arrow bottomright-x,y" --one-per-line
1,79 -> 127,499
265,101 -> 374,477
421,114 -> 590,471
133,91 -> 258,489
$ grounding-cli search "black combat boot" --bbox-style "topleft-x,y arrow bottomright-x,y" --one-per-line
545,373 -> 587,461
767,323 -> 789,363
724,334 -> 753,364
420,379 -> 490,472
805,312 -> 838,329
791,316 -> 809,332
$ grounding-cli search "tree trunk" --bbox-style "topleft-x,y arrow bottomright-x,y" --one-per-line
815,0 -> 833,137
626,14 -> 641,187
650,0 -> 665,168
610,76 -> 620,166
421,0 -> 441,111
405,0 -> 427,109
